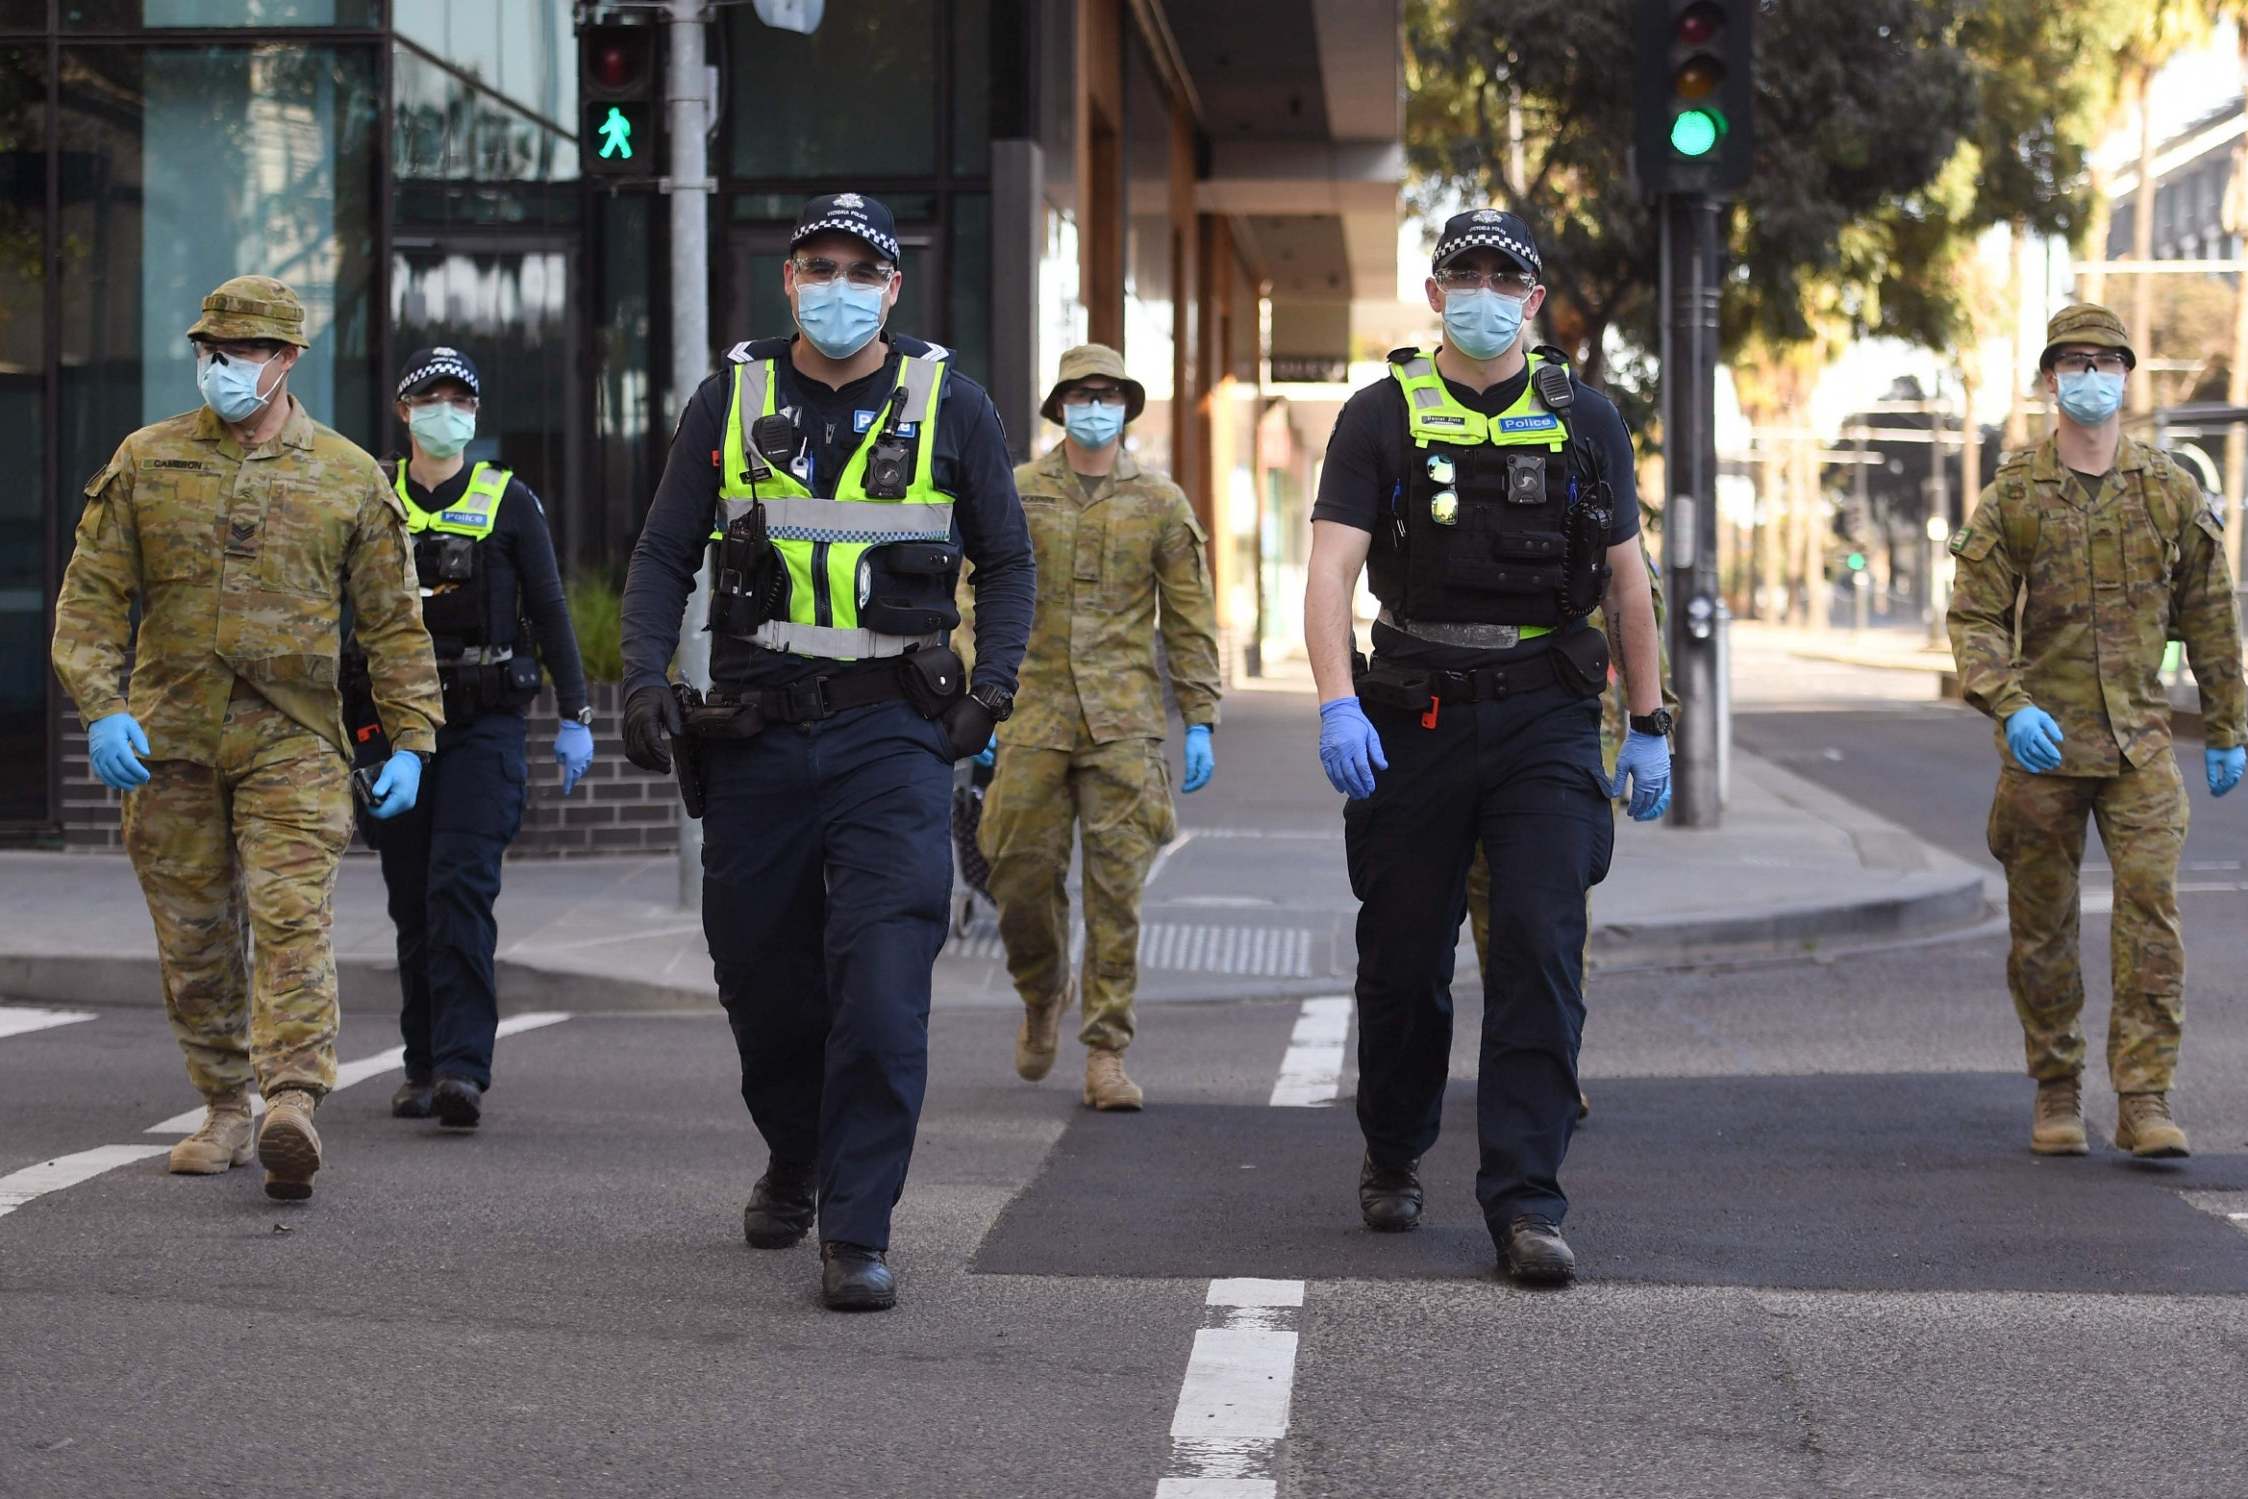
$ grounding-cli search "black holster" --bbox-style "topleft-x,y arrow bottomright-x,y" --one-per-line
669,682 -> 712,818
339,649 -> 389,770
709,503 -> 785,637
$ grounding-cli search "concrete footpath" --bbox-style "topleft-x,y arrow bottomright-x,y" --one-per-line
0,684 -> 1989,1015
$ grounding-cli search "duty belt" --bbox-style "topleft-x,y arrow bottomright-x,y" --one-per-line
679,664 -> 916,740
445,644 -> 515,666
1377,610 -> 1551,650
1355,650 -> 1568,711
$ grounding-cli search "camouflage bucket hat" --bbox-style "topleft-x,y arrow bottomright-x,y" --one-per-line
1040,343 -> 1146,425
186,275 -> 311,348
2038,302 -> 2135,370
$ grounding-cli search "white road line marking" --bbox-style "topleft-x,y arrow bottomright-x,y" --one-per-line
1155,1300 -> 1303,1499
146,1011 -> 571,1134
0,1007 -> 98,1041
1268,996 -> 1351,1108
0,1145 -> 173,1219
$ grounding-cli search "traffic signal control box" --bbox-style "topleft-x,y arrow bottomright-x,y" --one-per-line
579,20 -> 662,177
1634,0 -> 1754,197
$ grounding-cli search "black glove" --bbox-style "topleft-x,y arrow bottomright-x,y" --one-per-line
622,684 -> 683,774
938,696 -> 996,762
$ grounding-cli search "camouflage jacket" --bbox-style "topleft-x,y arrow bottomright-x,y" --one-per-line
1946,434 -> 2245,774
51,399 -> 442,765
966,444 -> 1221,750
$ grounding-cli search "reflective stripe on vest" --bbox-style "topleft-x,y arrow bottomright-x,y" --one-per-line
1389,350 -> 1569,452
713,352 -> 954,660
394,461 -> 511,538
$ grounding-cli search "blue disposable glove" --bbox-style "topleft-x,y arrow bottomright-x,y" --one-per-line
2209,745 -> 2245,798
974,733 -> 997,769
2004,706 -> 2065,774
1608,729 -> 1673,822
555,720 -> 594,797
1181,724 -> 1215,794
367,749 -> 423,821
87,712 -> 151,791
1318,697 -> 1387,800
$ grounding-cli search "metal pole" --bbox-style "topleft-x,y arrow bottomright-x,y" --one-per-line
1665,193 -> 1723,828
1925,387 -> 1949,647
669,0 -> 712,912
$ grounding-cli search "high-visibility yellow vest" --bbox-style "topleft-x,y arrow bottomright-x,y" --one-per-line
712,352 -> 954,660
394,460 -> 510,537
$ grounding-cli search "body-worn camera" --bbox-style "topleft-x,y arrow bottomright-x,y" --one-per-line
416,533 -> 477,584
864,437 -> 913,498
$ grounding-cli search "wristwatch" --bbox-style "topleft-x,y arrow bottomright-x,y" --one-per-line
572,705 -> 595,727
967,683 -> 1015,722
1630,708 -> 1676,737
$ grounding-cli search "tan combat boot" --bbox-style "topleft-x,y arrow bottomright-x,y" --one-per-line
1083,1048 -> 1144,1111
2030,1075 -> 2089,1156
257,1089 -> 323,1201
2115,1092 -> 2189,1159
1014,978 -> 1071,1082
167,1090 -> 254,1175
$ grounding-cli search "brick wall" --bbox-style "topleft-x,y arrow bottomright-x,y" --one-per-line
57,682 -> 683,858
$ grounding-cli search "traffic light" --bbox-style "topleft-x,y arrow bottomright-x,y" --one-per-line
579,20 -> 661,177
1634,0 -> 1755,197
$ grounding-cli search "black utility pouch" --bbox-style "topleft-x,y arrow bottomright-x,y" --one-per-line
860,542 -> 963,635
505,653 -> 542,698
1355,662 -> 1435,715
897,645 -> 968,719
1551,625 -> 1612,699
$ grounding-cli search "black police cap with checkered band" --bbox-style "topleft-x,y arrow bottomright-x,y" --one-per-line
789,192 -> 901,265
396,346 -> 481,400
1431,208 -> 1541,278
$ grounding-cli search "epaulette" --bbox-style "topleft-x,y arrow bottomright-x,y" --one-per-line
1386,345 -> 1419,366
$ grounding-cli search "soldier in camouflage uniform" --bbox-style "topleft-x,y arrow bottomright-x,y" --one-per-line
974,344 -> 1222,1110
1947,303 -> 2246,1160
50,276 -> 442,1201
1464,533 -> 1677,1119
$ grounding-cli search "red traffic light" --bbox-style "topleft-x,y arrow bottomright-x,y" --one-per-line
1676,1 -> 1722,46
591,42 -> 635,91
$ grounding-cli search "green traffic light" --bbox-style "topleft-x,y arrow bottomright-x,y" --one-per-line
598,105 -> 634,160
1846,552 -> 1867,572
1670,108 -> 1720,158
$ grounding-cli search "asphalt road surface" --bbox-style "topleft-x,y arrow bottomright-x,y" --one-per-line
6,651 -> 2248,1498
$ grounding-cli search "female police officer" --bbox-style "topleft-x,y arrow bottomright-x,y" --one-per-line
368,347 -> 595,1131
1304,209 -> 1671,1286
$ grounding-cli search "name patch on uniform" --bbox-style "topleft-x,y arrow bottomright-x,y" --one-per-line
853,410 -> 918,437
1421,414 -> 1468,429
142,459 -> 211,471
1499,414 -> 1562,433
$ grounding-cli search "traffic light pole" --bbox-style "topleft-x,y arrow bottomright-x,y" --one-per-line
1662,192 -> 1725,828
669,0 -> 712,911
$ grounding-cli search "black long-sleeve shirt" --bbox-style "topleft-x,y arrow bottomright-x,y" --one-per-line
390,462 -> 590,720
620,332 -> 1036,697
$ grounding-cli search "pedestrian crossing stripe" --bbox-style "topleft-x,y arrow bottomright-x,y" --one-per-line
948,923 -> 1317,979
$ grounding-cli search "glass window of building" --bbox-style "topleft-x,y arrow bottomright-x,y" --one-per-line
1123,31 -> 1176,472
0,43 -> 46,823
726,0 -> 937,179
63,0 -> 381,27
56,42 -> 382,475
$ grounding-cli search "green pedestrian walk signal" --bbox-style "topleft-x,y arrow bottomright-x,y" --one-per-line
579,20 -> 660,177
598,106 -> 634,161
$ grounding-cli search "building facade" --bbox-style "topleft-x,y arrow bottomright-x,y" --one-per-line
1,0 -> 1398,843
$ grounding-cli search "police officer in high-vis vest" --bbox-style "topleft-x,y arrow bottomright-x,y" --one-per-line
361,348 -> 595,1131
619,193 -> 1034,1312
1304,209 -> 1672,1286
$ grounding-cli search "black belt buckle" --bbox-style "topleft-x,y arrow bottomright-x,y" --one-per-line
782,674 -> 831,723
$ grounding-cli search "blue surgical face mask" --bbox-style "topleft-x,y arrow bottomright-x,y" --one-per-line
1442,288 -> 1525,362
197,349 -> 278,424
1063,402 -> 1125,449
795,280 -> 887,360
2055,369 -> 2125,426
409,403 -> 476,460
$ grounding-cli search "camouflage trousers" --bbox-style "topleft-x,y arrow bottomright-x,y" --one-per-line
121,681 -> 352,1100
1987,758 -> 2188,1093
981,733 -> 1177,1052
1466,697 -> 1627,968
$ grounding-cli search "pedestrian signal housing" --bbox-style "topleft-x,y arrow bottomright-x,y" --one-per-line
579,20 -> 662,178
1633,0 -> 1754,196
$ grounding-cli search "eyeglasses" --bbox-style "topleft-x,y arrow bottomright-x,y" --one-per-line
1062,386 -> 1126,408
2051,353 -> 2128,377
1434,268 -> 1537,299
194,340 -> 282,363
404,392 -> 478,412
790,255 -> 896,289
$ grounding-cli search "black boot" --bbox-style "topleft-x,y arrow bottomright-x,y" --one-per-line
742,1162 -> 818,1249
391,1077 -> 434,1119
1358,1152 -> 1423,1232
432,1076 -> 483,1129
820,1242 -> 897,1311
1500,1216 -> 1577,1286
